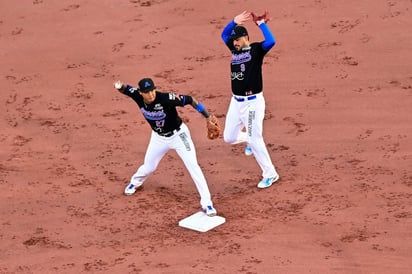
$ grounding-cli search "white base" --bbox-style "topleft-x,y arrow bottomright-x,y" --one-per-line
179,211 -> 226,232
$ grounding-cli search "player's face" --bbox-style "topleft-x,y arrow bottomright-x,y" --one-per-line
140,89 -> 156,104
233,36 -> 249,50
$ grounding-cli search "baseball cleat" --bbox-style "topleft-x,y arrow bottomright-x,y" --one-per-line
203,205 -> 217,217
245,144 -> 253,156
257,173 -> 280,189
124,183 -> 137,195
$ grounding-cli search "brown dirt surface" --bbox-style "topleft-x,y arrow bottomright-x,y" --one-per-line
1,0 -> 411,273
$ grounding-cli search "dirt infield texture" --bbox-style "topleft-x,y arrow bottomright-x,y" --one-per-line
1,0 -> 411,273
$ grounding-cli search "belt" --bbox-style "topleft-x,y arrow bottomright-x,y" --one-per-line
158,127 -> 180,137
233,95 -> 257,102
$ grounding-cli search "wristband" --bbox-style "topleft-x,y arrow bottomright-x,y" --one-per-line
195,102 -> 210,118
257,19 -> 265,26
195,102 -> 205,113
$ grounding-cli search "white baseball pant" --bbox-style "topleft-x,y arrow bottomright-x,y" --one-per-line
128,123 -> 213,209
223,92 -> 277,179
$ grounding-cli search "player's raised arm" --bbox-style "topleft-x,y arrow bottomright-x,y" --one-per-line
221,11 -> 251,44
251,10 -> 275,51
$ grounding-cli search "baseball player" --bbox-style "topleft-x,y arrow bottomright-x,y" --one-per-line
221,11 -> 280,188
113,78 -> 217,216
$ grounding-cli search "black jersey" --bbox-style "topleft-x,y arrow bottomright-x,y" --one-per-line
123,85 -> 192,135
229,42 -> 268,96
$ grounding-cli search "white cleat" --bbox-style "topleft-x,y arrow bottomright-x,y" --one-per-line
203,205 -> 217,217
124,183 -> 138,195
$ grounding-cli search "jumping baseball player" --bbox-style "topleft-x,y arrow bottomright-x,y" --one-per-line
113,78 -> 219,216
221,11 -> 280,188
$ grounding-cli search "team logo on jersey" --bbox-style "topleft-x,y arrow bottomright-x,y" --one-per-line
140,108 -> 166,120
231,71 -> 244,81
130,87 -> 138,93
169,93 -> 176,100
168,92 -> 182,101
232,51 -> 251,65
154,103 -> 163,110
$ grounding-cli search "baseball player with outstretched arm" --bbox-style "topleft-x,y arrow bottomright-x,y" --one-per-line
221,11 -> 280,189
113,78 -> 218,216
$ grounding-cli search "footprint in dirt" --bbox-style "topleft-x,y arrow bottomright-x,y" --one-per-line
61,4 -> 80,12
283,116 -> 309,135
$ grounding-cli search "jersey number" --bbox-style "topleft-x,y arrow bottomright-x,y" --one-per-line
155,120 -> 165,128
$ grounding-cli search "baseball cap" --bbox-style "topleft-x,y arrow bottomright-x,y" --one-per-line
138,78 -> 156,93
230,25 -> 248,39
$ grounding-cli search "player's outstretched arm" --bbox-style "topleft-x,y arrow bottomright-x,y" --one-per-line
190,97 -> 211,119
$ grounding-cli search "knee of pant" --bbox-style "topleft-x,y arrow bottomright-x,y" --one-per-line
223,134 -> 236,144
250,131 -> 264,141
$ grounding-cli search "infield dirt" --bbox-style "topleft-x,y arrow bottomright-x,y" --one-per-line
1,0 -> 411,273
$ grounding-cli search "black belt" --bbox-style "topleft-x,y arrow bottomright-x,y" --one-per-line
158,127 -> 180,137
233,95 -> 257,102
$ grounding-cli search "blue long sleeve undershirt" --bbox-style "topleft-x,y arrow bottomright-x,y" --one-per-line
259,22 -> 275,51
221,20 -> 237,43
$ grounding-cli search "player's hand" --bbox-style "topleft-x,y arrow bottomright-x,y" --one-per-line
251,10 -> 271,25
206,114 -> 221,140
114,80 -> 123,91
234,11 -> 251,25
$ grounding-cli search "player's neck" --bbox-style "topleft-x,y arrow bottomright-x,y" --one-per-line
143,99 -> 155,105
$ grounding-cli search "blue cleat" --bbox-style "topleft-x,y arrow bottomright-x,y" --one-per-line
245,144 -> 253,156
257,173 -> 280,189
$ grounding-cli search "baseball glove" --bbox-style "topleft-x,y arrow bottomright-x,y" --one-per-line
206,114 -> 221,140
251,10 -> 271,25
